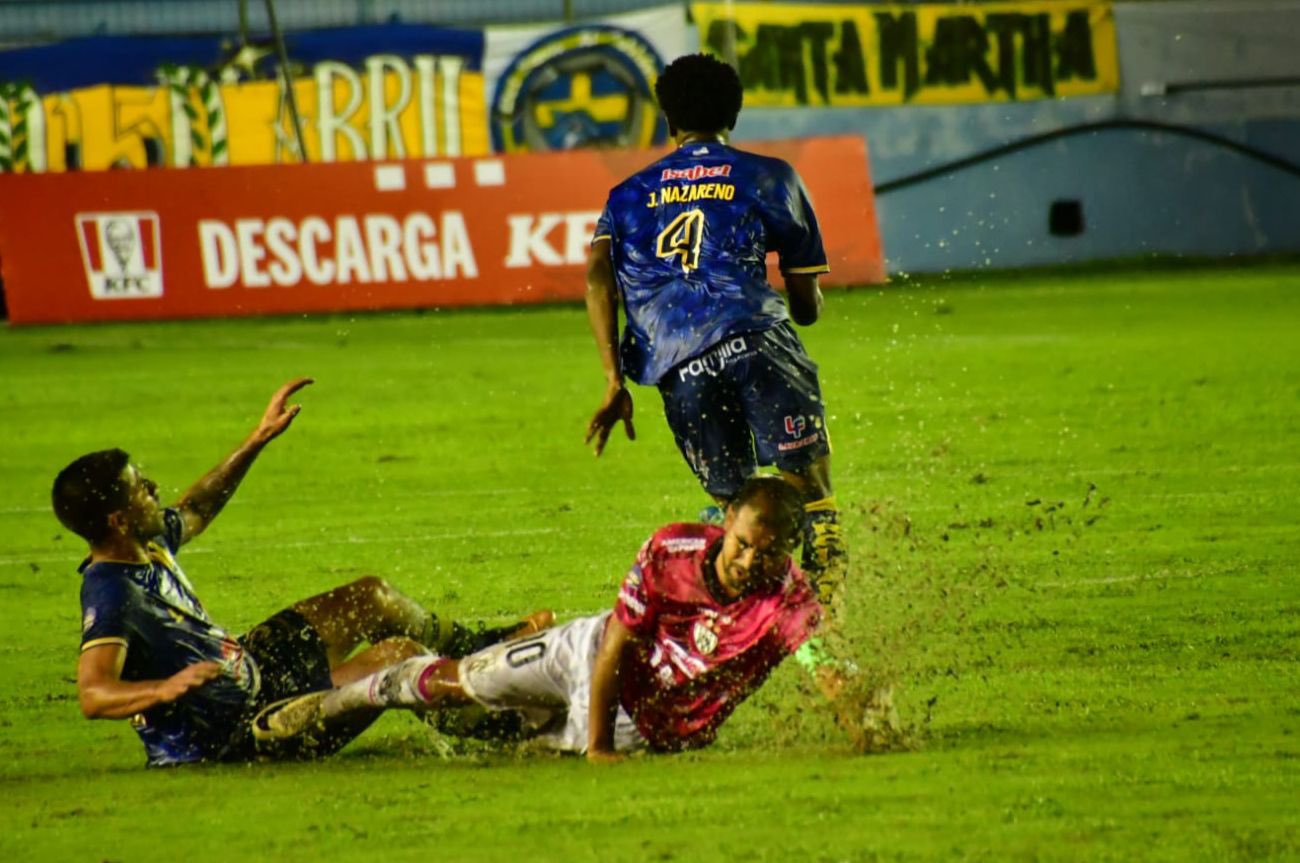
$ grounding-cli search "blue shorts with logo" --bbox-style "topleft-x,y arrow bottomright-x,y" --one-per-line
657,322 -> 830,499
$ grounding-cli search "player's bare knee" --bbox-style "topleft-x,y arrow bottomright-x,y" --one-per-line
783,465 -> 831,502
373,636 -> 429,663
346,575 -> 394,612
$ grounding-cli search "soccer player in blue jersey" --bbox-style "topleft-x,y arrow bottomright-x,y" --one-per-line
584,52 -> 846,599
55,378 -> 549,766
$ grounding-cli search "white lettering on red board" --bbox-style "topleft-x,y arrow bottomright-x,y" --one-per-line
504,211 -> 600,268
197,211 -> 478,288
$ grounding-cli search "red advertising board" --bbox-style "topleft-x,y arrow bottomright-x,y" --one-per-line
0,136 -> 884,325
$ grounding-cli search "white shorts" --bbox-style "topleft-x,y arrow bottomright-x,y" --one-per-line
458,612 -> 645,754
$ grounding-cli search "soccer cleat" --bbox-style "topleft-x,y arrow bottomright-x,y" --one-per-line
698,504 -> 726,525
448,609 -> 555,657
508,609 -> 555,640
252,691 -> 330,743
425,704 -> 530,743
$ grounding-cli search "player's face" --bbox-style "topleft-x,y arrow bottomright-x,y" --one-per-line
119,464 -> 165,539
715,504 -> 794,598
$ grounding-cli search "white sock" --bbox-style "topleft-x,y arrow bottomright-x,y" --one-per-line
321,656 -> 444,715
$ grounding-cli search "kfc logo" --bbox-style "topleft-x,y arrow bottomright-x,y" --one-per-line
76,212 -> 164,300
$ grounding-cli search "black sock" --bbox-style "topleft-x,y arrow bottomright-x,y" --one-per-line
442,621 -> 524,658
422,612 -> 454,651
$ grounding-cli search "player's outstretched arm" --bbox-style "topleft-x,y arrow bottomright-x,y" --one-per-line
584,239 -> 635,456
174,377 -> 313,544
77,644 -> 222,719
587,615 -> 633,763
784,272 -> 824,326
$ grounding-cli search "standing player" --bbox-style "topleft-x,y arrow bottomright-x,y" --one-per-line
253,476 -> 827,760
583,53 -> 846,599
55,378 -> 548,766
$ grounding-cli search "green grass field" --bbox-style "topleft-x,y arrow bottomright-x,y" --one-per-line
1,263 -> 1297,862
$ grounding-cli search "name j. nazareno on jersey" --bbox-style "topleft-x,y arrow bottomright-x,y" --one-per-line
647,182 -> 737,207
647,163 -> 736,208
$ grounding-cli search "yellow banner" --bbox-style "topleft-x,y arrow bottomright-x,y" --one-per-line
691,1 -> 1119,107
2,56 -> 488,172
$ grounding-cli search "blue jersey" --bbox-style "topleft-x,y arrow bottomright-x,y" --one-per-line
593,141 -> 829,386
79,508 -> 259,766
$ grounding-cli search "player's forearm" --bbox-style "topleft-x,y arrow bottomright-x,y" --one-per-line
785,273 -> 823,326
587,620 -> 630,755
586,300 -> 622,388
175,436 -> 266,537
79,678 -> 174,719
585,245 -> 623,387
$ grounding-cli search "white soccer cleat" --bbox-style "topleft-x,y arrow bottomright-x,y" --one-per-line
252,691 -> 329,742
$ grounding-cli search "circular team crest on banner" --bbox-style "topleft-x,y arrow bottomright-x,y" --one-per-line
491,26 -> 668,153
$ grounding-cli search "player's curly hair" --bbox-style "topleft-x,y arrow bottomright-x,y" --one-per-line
731,475 -> 805,548
53,448 -> 132,543
654,53 -> 743,135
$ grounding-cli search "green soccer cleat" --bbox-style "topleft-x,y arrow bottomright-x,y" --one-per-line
698,504 -> 726,525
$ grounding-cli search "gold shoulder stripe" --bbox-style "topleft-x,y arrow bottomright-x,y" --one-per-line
783,264 -> 831,274
81,637 -> 128,652
591,234 -> 612,243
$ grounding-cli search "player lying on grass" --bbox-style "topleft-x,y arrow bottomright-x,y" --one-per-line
583,53 -> 846,599
53,378 -> 550,767
254,476 -> 848,761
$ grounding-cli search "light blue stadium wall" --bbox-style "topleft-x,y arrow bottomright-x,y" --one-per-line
735,99 -> 1300,272
730,1 -> 1300,272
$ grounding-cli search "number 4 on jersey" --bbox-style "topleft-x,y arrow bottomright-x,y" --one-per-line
656,209 -> 705,273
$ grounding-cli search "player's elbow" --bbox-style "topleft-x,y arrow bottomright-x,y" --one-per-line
79,689 -> 106,719
585,263 -> 615,302
584,276 -> 610,305
785,274 -> 823,325
790,303 -> 820,326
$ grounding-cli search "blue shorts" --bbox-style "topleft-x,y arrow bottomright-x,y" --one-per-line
218,608 -> 337,761
657,323 -> 830,499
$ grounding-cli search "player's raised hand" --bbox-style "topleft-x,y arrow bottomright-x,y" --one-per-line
253,377 -> 314,444
585,384 -> 636,456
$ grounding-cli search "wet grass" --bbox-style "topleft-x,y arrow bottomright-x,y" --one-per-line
1,262 -> 1297,861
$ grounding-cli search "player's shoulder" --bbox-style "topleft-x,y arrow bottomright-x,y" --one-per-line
79,561 -> 139,607
611,151 -> 676,197
780,560 -> 818,603
729,145 -> 795,174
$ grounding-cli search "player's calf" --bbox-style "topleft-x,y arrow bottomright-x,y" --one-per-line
801,496 -> 847,601
253,655 -> 466,743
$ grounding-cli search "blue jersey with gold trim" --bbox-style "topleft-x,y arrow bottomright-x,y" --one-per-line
593,141 -> 829,386
79,508 -> 259,766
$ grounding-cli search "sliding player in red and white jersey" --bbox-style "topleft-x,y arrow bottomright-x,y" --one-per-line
254,476 -> 825,760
